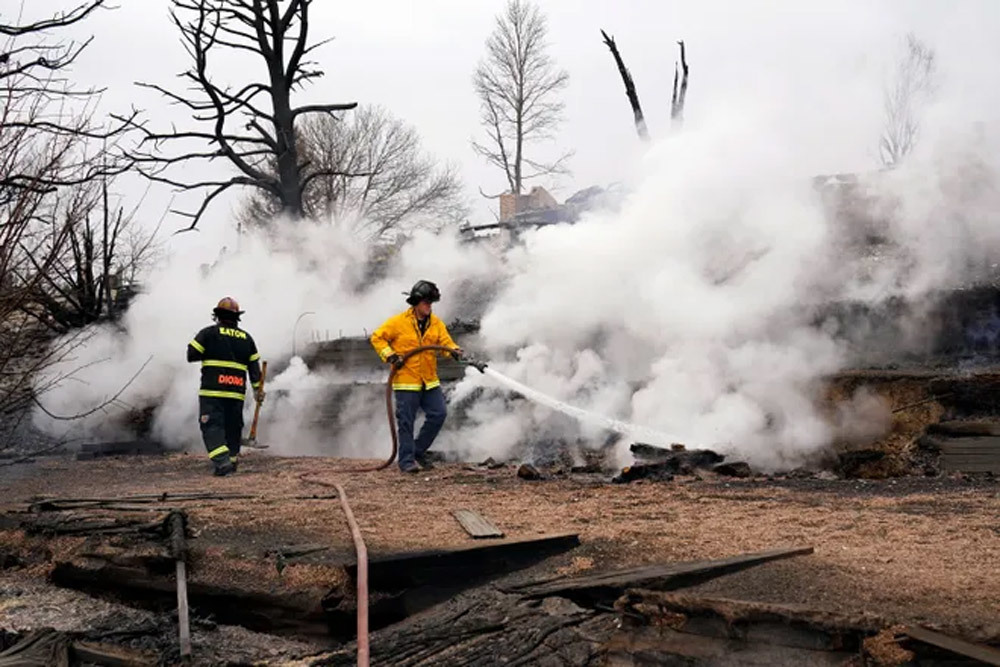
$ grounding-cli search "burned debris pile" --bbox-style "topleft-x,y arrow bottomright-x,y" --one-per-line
613,443 -> 731,483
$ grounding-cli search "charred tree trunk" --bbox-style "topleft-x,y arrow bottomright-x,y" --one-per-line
124,0 -> 359,229
600,30 -> 649,142
671,40 -> 690,127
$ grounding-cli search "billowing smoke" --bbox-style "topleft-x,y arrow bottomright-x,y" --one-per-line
439,115 -> 1000,470
30,48 -> 1000,472
30,220 -> 505,457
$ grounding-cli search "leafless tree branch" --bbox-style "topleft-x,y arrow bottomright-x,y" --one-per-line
472,0 -> 570,197
128,0 -> 358,229
878,32 -> 936,168
239,105 -> 467,240
0,2 -> 134,418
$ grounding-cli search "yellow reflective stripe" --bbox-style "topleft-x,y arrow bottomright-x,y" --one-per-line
392,383 -> 423,391
252,382 -> 261,389
199,389 -> 245,400
189,339 -> 205,353
425,379 -> 441,390
379,346 -> 394,361
208,445 -> 230,459
202,360 -> 248,371
249,352 -> 260,362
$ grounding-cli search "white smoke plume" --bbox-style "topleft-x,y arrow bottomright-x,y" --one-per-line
30,220 -> 504,458
440,112 -> 1000,470
30,33 -> 1000,473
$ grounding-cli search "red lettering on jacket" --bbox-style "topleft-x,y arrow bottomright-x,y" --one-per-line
218,374 -> 245,387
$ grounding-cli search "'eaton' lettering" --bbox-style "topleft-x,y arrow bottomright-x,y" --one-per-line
218,374 -> 245,387
219,327 -> 247,339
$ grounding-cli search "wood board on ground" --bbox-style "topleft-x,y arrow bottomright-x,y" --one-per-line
452,509 -> 504,538
507,546 -> 815,605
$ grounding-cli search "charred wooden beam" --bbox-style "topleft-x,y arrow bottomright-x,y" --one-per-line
345,533 -> 580,590
51,559 -> 331,639
904,626 -> 1000,666
71,641 -> 157,667
329,533 -> 581,640
926,420 -> 1000,437
0,628 -> 70,667
507,547 -> 814,605
315,588 -> 617,666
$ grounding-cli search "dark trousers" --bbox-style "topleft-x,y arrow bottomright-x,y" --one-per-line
394,387 -> 447,469
199,396 -> 244,466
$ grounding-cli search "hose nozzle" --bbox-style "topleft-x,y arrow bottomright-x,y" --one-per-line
464,357 -> 488,374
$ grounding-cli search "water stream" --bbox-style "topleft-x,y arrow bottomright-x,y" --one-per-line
481,367 -> 680,446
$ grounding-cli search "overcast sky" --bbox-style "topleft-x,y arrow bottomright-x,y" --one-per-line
45,0 -> 1000,245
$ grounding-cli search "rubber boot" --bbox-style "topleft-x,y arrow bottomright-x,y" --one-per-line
213,457 -> 235,477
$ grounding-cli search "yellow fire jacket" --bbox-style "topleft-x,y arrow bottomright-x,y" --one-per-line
370,308 -> 459,391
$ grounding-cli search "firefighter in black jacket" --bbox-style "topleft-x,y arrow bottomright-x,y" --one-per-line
187,297 -> 264,476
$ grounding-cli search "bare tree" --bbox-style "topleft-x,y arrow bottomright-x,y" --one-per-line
240,105 -> 466,239
473,0 -> 570,197
670,41 -> 689,127
600,30 -> 648,142
0,1 -> 132,421
20,176 -> 161,333
122,0 -> 359,230
879,33 -> 937,168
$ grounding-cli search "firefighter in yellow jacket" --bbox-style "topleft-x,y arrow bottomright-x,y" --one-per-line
370,280 -> 462,473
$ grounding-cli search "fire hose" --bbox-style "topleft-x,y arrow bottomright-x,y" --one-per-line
303,344 -> 487,474
296,345 -> 487,666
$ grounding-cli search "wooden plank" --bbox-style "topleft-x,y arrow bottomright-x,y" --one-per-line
176,561 -> 191,658
508,546 -> 814,604
168,512 -> 191,658
619,591 -> 887,635
938,448 -> 1000,455
941,460 -> 1000,473
941,453 -> 1000,460
52,560 -> 332,638
71,641 -> 157,667
904,626 -> 1000,666
937,435 -> 1000,449
927,421 -> 1000,437
452,510 -> 504,539
607,591 -> 885,666
0,629 -> 69,667
316,587 -> 616,666
345,533 -> 579,590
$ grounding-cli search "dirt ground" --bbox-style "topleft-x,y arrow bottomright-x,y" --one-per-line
1,450 -> 999,664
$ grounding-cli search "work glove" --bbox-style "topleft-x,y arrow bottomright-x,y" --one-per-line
386,354 -> 404,370
450,347 -> 464,361
255,388 -> 266,403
